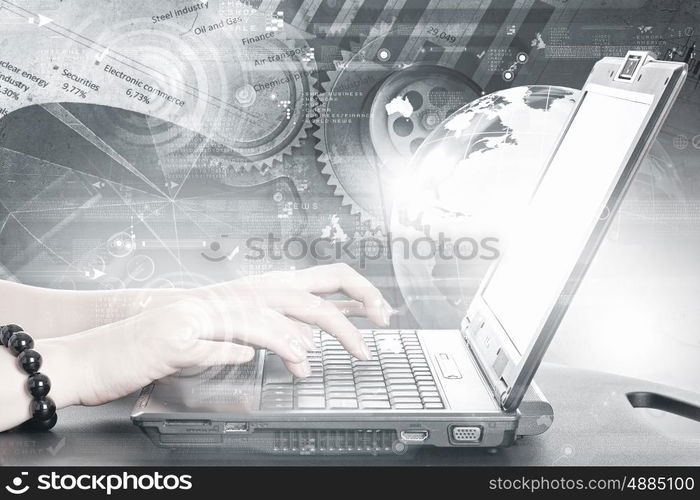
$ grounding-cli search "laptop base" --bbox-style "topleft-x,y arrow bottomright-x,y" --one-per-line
132,383 -> 551,455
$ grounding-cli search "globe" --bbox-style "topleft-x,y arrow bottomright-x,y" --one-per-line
389,85 -> 683,328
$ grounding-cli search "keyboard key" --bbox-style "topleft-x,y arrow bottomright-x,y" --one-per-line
296,395 -> 326,409
326,381 -> 356,390
384,369 -> 413,376
411,364 -> 428,370
327,388 -> 357,396
424,403 -> 444,409
379,354 -> 409,360
357,387 -> 388,396
295,381 -> 324,388
412,367 -> 431,374
264,401 -> 294,409
299,378 -> 324,385
358,394 -> 390,401
356,382 -> 387,390
327,398 -> 358,409
416,380 -> 437,388
393,402 -> 423,409
296,389 -> 325,397
262,398 -> 293,408
355,377 -> 385,384
385,376 -> 415,383
418,391 -> 439,399
360,400 -> 391,409
390,391 -> 421,399
326,367 -> 353,372
263,390 -> 293,398
263,355 -> 294,385
354,369 -> 384,376
422,396 -> 442,404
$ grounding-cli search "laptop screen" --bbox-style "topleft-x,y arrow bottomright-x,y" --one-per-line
481,88 -> 652,354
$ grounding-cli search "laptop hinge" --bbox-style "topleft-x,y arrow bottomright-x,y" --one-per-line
462,315 -> 512,408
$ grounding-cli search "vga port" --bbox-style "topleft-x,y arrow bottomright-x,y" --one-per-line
451,425 -> 482,443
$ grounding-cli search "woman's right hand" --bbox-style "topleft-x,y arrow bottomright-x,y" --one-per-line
41,264 -> 391,408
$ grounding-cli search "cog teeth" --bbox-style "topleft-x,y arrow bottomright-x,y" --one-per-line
313,46 -> 387,231
331,49 -> 354,72
318,149 -> 330,164
236,47 -> 318,171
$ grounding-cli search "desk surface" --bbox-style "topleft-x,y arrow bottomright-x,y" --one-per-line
1,363 -> 699,466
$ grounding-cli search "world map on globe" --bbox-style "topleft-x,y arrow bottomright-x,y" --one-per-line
390,85 -> 682,329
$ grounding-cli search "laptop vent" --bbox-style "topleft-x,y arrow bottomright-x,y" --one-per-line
273,429 -> 398,454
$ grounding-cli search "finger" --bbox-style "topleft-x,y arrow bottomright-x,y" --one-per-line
277,292 -> 371,360
183,297 -> 314,360
286,264 -> 391,326
290,318 -> 317,349
284,359 -> 312,378
330,300 -> 368,317
191,341 -> 256,367
227,308 -> 312,364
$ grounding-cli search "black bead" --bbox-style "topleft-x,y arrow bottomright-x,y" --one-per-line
1,324 -> 23,347
30,396 -> 56,421
27,373 -> 51,398
8,331 -> 33,356
18,349 -> 42,374
26,413 -> 57,431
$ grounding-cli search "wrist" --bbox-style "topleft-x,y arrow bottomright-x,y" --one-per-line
34,337 -> 85,408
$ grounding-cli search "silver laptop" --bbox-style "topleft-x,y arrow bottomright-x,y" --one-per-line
131,52 -> 687,455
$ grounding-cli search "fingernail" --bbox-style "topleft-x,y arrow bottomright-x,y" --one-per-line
382,302 -> 392,326
298,360 -> 312,378
359,341 -> 373,360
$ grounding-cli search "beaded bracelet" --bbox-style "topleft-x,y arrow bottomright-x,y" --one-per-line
0,324 -> 57,431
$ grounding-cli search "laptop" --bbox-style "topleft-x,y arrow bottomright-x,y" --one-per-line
131,52 -> 687,454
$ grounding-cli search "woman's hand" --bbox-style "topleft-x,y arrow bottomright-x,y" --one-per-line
0,264 -> 391,430
50,264 -> 391,407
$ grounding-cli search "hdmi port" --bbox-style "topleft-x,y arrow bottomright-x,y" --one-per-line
223,422 -> 249,433
400,430 -> 429,442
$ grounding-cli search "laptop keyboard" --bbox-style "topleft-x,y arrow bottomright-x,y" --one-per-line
261,330 -> 444,410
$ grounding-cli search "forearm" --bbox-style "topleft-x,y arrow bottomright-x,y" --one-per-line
0,315 -> 166,432
0,281 -> 182,338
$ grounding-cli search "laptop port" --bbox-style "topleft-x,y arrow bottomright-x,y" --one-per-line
451,426 -> 482,443
400,430 -> 429,442
223,422 -> 248,433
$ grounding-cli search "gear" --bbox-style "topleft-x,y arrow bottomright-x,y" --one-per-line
315,39 -> 483,228
216,37 -> 318,167
176,35 -> 318,173
14,12 -> 318,174
91,35 -> 320,193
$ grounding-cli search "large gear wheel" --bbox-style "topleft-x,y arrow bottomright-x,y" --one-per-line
0,9 -> 318,173
315,38 -> 483,228
201,36 -> 319,171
